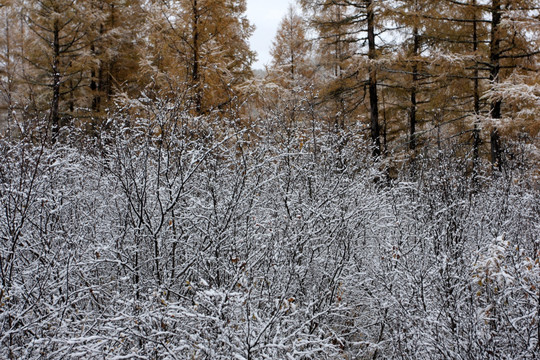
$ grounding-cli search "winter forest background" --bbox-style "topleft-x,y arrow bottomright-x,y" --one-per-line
0,0 -> 539,359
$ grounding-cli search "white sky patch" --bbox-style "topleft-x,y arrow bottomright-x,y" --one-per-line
246,0 -> 296,69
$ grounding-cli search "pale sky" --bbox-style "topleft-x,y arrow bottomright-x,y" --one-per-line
246,0 -> 296,69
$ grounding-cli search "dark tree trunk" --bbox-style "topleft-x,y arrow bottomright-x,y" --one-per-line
409,25 -> 420,151
367,0 -> 380,157
192,0 -> 202,115
472,0 -> 481,163
489,0 -> 502,167
50,21 -> 61,140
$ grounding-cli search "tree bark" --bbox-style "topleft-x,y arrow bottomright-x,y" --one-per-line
489,0 -> 502,167
472,0 -> 481,163
50,20 -> 61,141
192,0 -> 202,115
409,25 -> 419,151
367,0 -> 381,157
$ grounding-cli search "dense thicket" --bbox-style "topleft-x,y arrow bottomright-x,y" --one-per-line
1,102 -> 539,358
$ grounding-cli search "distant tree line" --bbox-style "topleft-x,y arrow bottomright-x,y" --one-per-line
0,0 -> 538,168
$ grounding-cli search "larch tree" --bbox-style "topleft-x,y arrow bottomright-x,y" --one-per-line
269,5 -> 312,85
85,0 -> 145,120
21,0 -> 93,139
425,0 -> 539,166
0,0 -> 22,136
302,0 -> 385,156
385,0 -> 444,154
144,0 -> 255,116
383,0 -> 538,167
366,0 -> 381,156
484,0 -> 539,167
266,5 -> 313,124
421,0 -> 519,163
417,0 -> 494,162
302,0 -> 359,131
